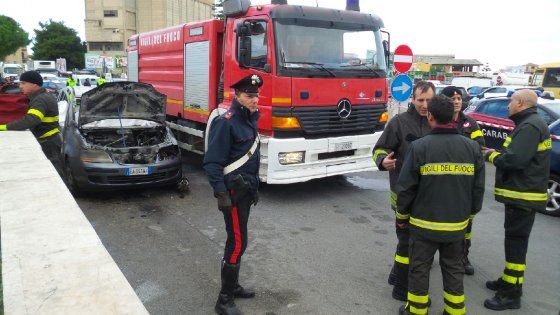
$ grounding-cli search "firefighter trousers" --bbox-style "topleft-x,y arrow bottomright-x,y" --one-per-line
390,223 -> 410,288
38,133 -> 62,177
407,233 -> 465,315
500,204 -> 536,289
464,218 -> 473,256
222,192 -> 254,265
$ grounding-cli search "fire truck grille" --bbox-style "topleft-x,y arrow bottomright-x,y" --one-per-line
272,105 -> 386,139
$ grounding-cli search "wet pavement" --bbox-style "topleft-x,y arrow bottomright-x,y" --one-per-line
76,154 -> 560,314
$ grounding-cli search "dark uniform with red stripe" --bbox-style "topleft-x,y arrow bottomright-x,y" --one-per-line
396,126 -> 485,315
483,107 -> 550,309
0,87 -> 61,170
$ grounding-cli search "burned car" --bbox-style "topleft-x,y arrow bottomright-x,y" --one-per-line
61,82 -> 182,192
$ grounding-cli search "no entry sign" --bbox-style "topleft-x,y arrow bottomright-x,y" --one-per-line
393,45 -> 413,73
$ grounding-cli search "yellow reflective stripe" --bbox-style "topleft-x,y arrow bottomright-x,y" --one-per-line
505,262 -> 526,271
396,211 -> 409,220
419,163 -> 474,176
495,188 -> 548,201
502,274 -> 523,284
0,124 -> 6,131
395,254 -> 409,265
465,233 -> 472,240
538,138 -> 552,151
410,217 -> 469,231
373,148 -> 389,162
27,109 -> 45,120
444,291 -> 465,304
41,115 -> 59,123
469,215 -> 475,219
407,292 -> 429,304
444,304 -> 466,315
390,191 -> 397,208
470,129 -> 483,139
39,128 -> 59,139
489,151 -> 501,163
503,136 -> 512,148
409,305 -> 428,315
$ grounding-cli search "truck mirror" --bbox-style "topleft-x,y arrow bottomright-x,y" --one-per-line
382,40 -> 390,68
223,0 -> 251,17
263,64 -> 272,73
238,37 -> 252,68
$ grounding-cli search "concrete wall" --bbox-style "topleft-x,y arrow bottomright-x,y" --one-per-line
0,131 -> 148,314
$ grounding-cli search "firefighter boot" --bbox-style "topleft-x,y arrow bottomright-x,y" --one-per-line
484,286 -> 522,311
215,262 -> 243,315
232,263 -> 255,299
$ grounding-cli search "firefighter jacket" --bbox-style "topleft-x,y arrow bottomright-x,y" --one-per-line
203,99 -> 260,194
3,88 -> 59,139
456,112 -> 485,147
97,78 -> 108,86
486,107 -> 551,211
395,127 -> 485,242
372,105 -> 431,209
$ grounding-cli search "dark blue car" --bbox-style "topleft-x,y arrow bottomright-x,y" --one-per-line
548,120 -> 560,216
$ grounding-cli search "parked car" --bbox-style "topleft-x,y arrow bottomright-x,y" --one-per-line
59,82 -> 183,193
0,82 -> 27,124
435,85 -> 471,109
467,96 -> 560,216
467,86 -> 491,97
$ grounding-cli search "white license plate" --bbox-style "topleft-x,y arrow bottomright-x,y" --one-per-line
334,141 -> 353,151
126,167 -> 151,176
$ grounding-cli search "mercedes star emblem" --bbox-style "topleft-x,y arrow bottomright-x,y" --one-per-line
337,99 -> 352,119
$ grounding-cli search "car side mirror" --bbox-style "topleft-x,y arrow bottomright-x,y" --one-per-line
477,94 -> 483,99
238,36 -> 252,68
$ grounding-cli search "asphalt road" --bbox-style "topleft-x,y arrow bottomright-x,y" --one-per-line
76,154 -> 560,315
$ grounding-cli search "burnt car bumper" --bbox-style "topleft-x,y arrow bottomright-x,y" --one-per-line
70,157 -> 182,191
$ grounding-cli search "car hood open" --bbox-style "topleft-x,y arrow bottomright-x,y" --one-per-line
78,82 -> 166,126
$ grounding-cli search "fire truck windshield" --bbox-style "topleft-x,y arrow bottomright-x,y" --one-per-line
275,22 -> 386,78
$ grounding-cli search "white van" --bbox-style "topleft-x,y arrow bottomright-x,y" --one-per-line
451,77 -> 492,88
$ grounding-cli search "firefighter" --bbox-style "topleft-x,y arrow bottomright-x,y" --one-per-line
372,81 -> 434,301
440,85 -> 485,276
66,76 -> 76,87
97,75 -> 108,86
482,89 -> 550,311
203,74 -> 263,315
396,95 -> 485,315
0,71 -> 62,172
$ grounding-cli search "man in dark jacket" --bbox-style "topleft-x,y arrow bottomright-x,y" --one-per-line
0,71 -> 61,172
372,81 -> 434,300
482,89 -> 550,311
440,86 -> 485,276
396,95 -> 485,315
203,74 -> 262,315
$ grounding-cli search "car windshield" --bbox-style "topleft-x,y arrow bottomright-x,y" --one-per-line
3,67 -> 20,74
275,21 -> 386,78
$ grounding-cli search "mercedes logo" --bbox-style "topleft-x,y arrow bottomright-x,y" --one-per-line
337,99 -> 352,119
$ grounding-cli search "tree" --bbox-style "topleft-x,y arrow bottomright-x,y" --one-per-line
0,15 -> 30,61
213,0 -> 225,21
32,20 -> 86,70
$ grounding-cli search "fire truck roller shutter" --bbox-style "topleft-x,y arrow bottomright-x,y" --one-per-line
185,41 -> 210,112
127,50 -> 139,82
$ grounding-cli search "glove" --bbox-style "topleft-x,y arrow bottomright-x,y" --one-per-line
396,218 -> 408,229
0,124 -> 7,131
215,191 -> 232,211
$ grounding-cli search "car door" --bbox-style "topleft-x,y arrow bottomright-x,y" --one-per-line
469,99 -> 513,149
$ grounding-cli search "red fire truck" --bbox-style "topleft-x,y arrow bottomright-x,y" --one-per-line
127,0 -> 390,184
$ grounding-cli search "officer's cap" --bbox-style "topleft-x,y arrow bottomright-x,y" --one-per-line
230,74 -> 263,94
440,86 -> 462,98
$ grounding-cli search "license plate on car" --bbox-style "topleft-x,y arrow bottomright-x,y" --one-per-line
126,167 -> 151,176
334,141 -> 353,151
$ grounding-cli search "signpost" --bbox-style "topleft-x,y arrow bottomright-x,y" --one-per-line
393,45 -> 413,73
391,74 -> 413,103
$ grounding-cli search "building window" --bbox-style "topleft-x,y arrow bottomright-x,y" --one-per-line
89,42 -> 104,51
104,10 -> 118,17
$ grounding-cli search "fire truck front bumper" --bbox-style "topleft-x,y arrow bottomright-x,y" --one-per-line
259,133 -> 381,184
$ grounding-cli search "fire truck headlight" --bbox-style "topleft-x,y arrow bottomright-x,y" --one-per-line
379,111 -> 388,123
278,151 -> 305,165
272,116 -> 301,129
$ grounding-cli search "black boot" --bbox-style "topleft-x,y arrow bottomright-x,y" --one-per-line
486,278 -> 505,291
484,287 -> 522,311
215,262 -> 243,315
463,256 -> 474,275
230,261 -> 255,298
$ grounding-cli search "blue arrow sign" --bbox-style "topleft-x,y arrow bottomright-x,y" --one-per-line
391,74 -> 413,102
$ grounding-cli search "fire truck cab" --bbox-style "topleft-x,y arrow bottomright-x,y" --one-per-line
127,0 -> 389,184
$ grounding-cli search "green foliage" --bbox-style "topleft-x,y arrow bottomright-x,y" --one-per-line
0,15 -> 30,61
214,0 -> 225,21
32,20 -> 86,69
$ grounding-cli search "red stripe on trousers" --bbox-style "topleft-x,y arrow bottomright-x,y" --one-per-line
229,206 -> 242,263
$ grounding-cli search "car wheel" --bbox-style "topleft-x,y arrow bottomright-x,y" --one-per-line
64,159 -> 82,197
544,174 -> 560,217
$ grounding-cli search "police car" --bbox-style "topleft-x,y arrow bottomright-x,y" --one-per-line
466,95 -> 560,216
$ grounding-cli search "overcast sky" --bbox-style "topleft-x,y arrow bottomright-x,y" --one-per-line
1,0 -> 559,70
